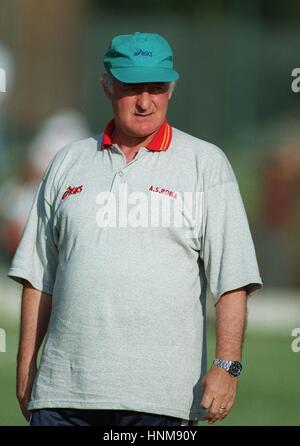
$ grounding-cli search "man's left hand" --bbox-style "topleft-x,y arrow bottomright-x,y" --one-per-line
200,364 -> 238,424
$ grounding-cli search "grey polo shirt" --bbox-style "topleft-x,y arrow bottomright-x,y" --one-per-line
7,124 -> 263,421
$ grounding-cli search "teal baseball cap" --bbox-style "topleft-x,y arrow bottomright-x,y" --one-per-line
103,32 -> 179,83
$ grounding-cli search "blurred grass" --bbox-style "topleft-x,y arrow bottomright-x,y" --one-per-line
0,320 -> 299,426
0,322 -> 25,426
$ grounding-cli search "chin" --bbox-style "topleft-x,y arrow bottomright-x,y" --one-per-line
129,117 -> 161,137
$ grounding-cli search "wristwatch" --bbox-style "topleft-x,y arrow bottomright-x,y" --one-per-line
213,359 -> 242,377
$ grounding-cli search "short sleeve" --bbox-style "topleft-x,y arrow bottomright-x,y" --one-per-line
7,167 -> 58,295
200,180 -> 263,305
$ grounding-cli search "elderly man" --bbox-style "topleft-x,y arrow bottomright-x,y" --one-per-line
8,32 -> 263,427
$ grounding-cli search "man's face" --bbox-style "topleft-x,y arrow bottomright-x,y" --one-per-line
104,78 -> 171,138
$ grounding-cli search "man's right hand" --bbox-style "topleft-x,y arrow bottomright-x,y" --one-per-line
17,393 -> 31,421
17,363 -> 37,421
16,282 -> 52,421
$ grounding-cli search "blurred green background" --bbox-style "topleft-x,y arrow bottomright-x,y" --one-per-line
0,0 -> 300,426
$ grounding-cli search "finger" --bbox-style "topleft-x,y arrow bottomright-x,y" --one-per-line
218,408 -> 229,421
207,400 -> 219,423
22,407 -> 31,421
217,399 -> 233,421
226,400 -> 235,413
21,409 -> 30,421
217,404 -> 232,421
200,392 -> 213,410
207,400 -> 225,424
20,402 -> 31,421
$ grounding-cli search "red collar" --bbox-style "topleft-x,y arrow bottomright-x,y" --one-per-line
101,118 -> 172,151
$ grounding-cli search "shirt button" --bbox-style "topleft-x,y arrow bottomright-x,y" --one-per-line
119,171 -> 124,177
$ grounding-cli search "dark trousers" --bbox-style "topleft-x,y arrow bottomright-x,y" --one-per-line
29,408 -> 193,426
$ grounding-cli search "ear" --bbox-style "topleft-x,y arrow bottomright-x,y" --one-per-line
168,82 -> 175,100
100,75 -> 113,100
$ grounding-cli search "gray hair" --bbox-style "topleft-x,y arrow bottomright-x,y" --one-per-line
101,72 -> 176,98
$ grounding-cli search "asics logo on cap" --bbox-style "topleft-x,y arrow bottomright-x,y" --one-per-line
134,49 -> 153,57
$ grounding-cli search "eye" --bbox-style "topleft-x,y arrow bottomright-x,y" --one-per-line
122,84 -> 138,94
150,85 -> 167,93
124,86 -> 136,92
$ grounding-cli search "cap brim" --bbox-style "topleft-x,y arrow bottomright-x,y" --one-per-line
110,67 -> 179,83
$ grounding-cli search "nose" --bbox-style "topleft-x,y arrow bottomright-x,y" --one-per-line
136,91 -> 152,112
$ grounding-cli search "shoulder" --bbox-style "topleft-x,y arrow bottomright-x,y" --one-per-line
44,135 -> 98,169
172,127 -> 230,163
41,136 -> 98,182
171,127 -> 238,189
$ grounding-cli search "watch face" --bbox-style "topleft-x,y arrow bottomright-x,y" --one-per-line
229,361 -> 242,377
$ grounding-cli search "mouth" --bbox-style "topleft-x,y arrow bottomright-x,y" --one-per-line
134,113 -> 153,117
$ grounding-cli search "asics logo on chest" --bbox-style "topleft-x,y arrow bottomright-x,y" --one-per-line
61,185 -> 83,200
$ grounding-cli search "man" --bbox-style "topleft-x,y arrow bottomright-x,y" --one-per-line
8,32 -> 263,427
